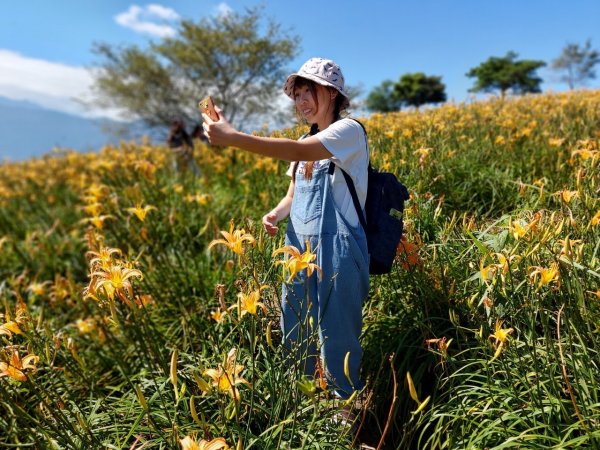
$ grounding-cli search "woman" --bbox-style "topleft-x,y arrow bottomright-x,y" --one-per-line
202,57 -> 369,399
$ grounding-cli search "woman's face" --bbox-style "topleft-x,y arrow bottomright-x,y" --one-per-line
294,82 -> 335,125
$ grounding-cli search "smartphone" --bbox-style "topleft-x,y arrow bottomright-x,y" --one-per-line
199,96 -> 219,121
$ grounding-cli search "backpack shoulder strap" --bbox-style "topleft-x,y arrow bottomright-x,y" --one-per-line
333,118 -> 369,229
349,117 -> 372,169
336,163 -> 367,230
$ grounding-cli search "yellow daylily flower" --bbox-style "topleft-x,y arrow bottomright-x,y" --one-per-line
210,309 -> 228,323
179,435 -> 229,450
76,318 -> 97,334
233,287 -> 268,318
529,263 -> 559,289
91,265 -> 143,302
556,190 -> 578,203
0,298 -> 29,337
479,258 -> 497,282
81,215 -> 115,229
202,348 -> 250,401
87,246 -> 122,271
272,240 -> 322,283
591,210 -> 600,227
488,319 -> 514,361
185,193 -> 211,205
571,148 -> 597,161
414,147 -> 432,166
0,321 -> 21,338
208,220 -> 256,255
84,183 -> 108,201
509,217 -> 538,240
26,281 -> 50,297
126,203 -> 157,222
0,349 -> 39,382
82,202 -> 103,217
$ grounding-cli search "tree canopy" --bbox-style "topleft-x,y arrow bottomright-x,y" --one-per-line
365,80 -> 402,112
466,51 -> 546,97
91,7 -> 299,133
366,73 -> 446,112
394,73 -> 446,109
551,39 -> 600,89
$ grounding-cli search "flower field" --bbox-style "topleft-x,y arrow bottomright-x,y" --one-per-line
1,90 -> 599,449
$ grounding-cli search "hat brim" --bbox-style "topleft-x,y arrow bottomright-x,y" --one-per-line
283,73 -> 350,110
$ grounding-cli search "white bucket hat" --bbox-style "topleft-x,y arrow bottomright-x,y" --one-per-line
283,57 -> 350,110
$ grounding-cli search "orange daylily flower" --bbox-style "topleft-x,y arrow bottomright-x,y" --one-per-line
0,349 -> 39,381
397,237 -> 421,269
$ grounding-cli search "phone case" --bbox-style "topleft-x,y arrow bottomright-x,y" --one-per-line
199,96 -> 219,121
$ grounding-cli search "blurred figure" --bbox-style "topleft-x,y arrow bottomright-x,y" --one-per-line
191,123 -> 209,143
167,118 -> 200,175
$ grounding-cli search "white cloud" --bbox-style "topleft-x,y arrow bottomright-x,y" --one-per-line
147,4 -> 180,20
214,2 -> 233,17
0,49 -> 125,120
115,4 -> 179,38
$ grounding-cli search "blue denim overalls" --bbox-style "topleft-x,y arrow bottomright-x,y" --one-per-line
282,160 -> 369,398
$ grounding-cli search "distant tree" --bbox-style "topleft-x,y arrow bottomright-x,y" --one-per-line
365,80 -> 402,112
394,72 -> 446,109
466,51 -> 546,97
90,7 -> 299,132
366,73 -> 446,112
551,39 -> 600,89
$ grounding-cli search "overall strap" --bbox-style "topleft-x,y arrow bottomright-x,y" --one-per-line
292,131 -> 312,181
329,161 -> 367,230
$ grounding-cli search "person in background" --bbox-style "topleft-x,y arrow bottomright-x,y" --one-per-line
191,123 -> 209,143
202,58 -> 369,410
167,118 -> 199,175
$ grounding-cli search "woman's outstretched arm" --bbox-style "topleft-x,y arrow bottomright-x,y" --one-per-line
202,107 -> 332,162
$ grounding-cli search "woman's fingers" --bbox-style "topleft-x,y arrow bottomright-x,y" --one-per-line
262,213 -> 278,235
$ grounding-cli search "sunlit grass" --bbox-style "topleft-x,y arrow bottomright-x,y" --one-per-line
1,90 -> 599,449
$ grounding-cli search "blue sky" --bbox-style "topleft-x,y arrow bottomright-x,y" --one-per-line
1,0 -> 600,121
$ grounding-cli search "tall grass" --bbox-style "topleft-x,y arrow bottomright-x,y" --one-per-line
1,91 -> 599,449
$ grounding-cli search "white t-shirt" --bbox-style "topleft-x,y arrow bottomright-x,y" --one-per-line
286,118 -> 369,228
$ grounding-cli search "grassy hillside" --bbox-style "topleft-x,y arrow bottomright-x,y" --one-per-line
1,90 -> 599,449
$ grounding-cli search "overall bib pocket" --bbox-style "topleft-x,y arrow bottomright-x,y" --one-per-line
292,184 -> 322,224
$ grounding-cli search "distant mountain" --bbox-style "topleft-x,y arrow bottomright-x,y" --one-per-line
0,97 -> 146,162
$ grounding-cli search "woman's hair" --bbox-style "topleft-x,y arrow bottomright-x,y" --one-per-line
293,77 -> 348,181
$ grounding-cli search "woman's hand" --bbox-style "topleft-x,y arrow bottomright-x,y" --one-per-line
202,106 -> 237,147
262,211 -> 280,236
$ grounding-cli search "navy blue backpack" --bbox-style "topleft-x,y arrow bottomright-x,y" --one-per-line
331,121 -> 410,274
